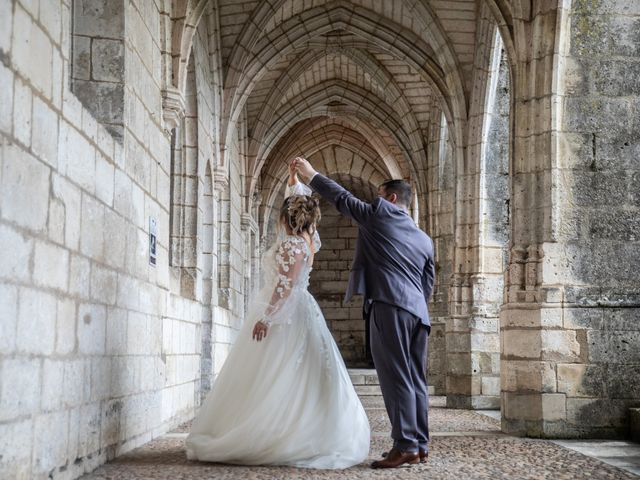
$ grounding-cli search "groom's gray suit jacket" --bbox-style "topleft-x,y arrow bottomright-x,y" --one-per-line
310,174 -> 435,326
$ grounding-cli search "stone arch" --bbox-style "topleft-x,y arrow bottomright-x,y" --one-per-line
161,0 -> 219,133
169,0 -> 209,94
249,80 -> 425,194
247,46 -> 418,173
446,13 -> 513,409
221,0 -> 468,165
256,119 -> 396,225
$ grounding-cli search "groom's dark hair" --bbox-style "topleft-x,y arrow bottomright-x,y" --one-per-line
379,179 -> 412,207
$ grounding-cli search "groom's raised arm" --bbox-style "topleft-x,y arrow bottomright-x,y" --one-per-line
309,174 -> 374,225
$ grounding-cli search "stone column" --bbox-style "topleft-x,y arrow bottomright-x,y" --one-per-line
213,167 -> 230,309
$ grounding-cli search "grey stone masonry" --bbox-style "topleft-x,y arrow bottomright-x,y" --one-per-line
71,0 -> 125,141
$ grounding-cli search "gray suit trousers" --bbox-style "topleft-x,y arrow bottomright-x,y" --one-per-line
368,301 -> 430,453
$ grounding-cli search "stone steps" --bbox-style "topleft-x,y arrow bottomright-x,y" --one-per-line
348,368 -> 435,396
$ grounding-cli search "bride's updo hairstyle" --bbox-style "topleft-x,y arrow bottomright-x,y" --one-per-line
280,195 -> 321,235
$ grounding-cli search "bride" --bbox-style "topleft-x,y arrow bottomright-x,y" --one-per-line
185,165 -> 370,469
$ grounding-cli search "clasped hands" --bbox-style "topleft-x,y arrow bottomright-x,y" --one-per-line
290,157 -> 317,181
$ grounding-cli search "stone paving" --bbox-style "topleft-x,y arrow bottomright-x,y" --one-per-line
81,397 -> 637,480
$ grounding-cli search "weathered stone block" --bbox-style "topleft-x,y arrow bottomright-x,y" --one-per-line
502,329 -> 541,359
60,120 -> 96,195
32,95 -> 59,168
63,359 -> 88,408
92,38 -> 124,82
33,240 -> 69,291
603,308 -> 640,331
52,173 -> 83,250
501,360 -> 556,392
48,194 -> 65,245
0,357 -> 40,421
95,153 -> 115,206
503,392 -> 542,421
0,284 -> 18,354
541,330 -> 580,361
17,287 -> 56,355
470,332 -> 500,352
56,297 -> 77,355
72,79 -> 124,125
69,253 -> 91,298
0,0 -> 11,53
80,193 -> 105,260
481,376 -> 500,396
563,307 -> 604,330
90,357 -> 112,401
0,63 -> 14,134
607,364 -> 640,399
90,263 -> 117,305
567,398 -> 626,428
0,418 -> 33,478
77,302 -> 106,354
557,363 -> 606,397
588,330 -> 640,363
11,5 -> 53,98
0,223 -> 33,283
33,410 -> 69,476
78,402 -> 101,457
1,145 -> 50,232
41,359 -> 64,412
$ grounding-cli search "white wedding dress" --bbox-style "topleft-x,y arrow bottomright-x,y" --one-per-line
185,185 -> 370,469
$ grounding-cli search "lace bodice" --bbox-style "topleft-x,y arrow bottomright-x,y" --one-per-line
263,236 -> 312,326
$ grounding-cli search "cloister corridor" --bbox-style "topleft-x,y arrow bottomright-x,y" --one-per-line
0,0 -> 639,478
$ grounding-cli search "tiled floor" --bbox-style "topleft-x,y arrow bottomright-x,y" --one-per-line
80,396 -> 639,479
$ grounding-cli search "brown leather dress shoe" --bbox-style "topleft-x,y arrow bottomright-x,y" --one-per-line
382,448 -> 428,463
371,448 -> 420,469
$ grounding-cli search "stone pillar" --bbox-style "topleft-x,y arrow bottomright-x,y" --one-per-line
214,167 -> 230,309
447,24 -> 508,409
499,1 -> 571,436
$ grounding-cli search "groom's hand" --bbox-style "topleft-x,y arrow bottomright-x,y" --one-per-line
292,157 -> 317,181
252,321 -> 268,342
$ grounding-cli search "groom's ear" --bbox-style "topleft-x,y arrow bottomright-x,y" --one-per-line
388,192 -> 398,204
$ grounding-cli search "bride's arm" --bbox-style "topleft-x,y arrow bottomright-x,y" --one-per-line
288,161 -> 298,186
252,239 -> 307,341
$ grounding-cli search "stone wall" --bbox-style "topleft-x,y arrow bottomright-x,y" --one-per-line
0,1 -> 243,478
554,0 -> 640,436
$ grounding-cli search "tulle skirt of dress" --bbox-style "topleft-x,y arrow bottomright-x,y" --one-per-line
185,289 -> 370,469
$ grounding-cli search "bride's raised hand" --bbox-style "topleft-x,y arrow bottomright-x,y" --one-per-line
252,320 -> 268,342
288,159 -> 298,186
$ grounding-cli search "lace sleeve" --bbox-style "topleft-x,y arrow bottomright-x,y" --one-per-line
285,180 -> 313,198
262,237 -> 309,326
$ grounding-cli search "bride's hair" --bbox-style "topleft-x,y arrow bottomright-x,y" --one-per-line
280,195 -> 321,235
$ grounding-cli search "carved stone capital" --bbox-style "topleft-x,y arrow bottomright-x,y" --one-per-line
162,87 -> 185,132
213,166 -> 229,192
241,213 -> 258,233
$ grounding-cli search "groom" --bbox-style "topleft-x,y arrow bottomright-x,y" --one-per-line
293,157 -> 435,469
